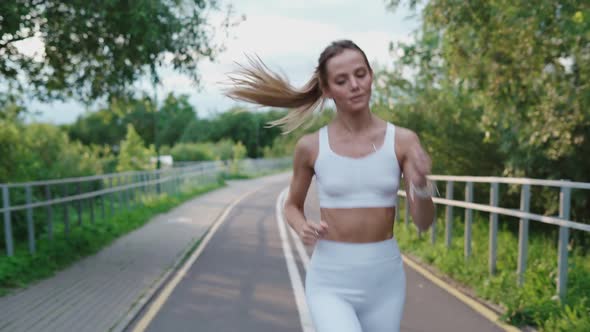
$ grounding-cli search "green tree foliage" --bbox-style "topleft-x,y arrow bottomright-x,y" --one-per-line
0,0 -> 229,102
63,106 -> 126,148
65,93 -> 197,150
157,94 -> 197,147
213,139 -> 236,161
65,99 -> 288,159
230,141 -> 247,173
179,118 -> 215,143
385,0 -> 590,182
184,108 -> 286,158
116,124 -> 155,172
170,142 -> 215,162
372,66 -> 505,177
169,139 -> 249,162
381,0 -> 590,225
0,118 -> 105,183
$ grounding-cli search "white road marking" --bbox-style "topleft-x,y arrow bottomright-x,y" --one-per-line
275,187 -> 315,332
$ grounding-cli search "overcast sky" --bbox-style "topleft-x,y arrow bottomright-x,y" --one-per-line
23,0 -> 421,124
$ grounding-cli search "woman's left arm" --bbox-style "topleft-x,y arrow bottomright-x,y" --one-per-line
397,128 -> 435,231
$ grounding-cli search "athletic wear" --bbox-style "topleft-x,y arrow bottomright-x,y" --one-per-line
313,122 -> 401,208
305,238 -> 406,332
307,122 -> 406,331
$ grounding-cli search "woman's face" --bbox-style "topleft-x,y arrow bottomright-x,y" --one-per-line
323,49 -> 373,113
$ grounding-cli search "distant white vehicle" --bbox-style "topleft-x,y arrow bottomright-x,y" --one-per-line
150,155 -> 174,168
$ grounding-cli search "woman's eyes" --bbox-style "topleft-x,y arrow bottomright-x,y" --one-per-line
335,72 -> 366,85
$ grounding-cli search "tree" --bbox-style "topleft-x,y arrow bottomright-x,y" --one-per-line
0,118 -> 105,183
116,124 -> 155,172
157,93 -> 198,147
0,0 -> 234,102
65,93 -> 199,150
385,0 -> 590,181
63,107 -> 126,148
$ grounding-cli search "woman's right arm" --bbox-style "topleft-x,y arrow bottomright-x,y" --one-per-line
283,134 -> 328,245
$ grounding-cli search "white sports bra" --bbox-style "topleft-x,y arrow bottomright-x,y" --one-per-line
313,122 -> 401,208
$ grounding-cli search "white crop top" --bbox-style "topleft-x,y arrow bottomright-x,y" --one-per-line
313,122 -> 401,208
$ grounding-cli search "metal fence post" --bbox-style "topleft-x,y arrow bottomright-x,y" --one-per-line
46,185 -> 53,239
557,186 -> 571,300
109,177 -> 114,216
64,184 -> 70,235
3,185 -> 14,256
517,184 -> 531,286
465,182 -> 473,259
90,187 -> 95,224
431,199 -> 437,245
140,172 -> 146,199
128,174 -> 133,207
118,176 -> 124,211
134,173 -> 139,200
26,185 -> 36,254
445,181 -> 454,248
489,182 -> 499,275
100,179 -> 105,220
124,175 -> 130,210
156,170 -> 161,195
77,182 -> 82,226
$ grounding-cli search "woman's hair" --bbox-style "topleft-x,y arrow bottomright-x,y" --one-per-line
223,40 -> 372,133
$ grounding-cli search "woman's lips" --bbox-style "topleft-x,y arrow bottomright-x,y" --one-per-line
350,94 -> 364,102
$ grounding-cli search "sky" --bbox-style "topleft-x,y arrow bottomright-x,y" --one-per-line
22,0 -> 421,124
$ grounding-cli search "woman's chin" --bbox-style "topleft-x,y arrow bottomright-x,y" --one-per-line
348,103 -> 370,113
336,101 -> 370,114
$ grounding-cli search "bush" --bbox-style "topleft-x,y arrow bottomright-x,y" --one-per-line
170,142 -> 215,161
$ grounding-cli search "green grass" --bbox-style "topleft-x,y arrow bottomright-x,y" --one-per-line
396,204 -> 590,332
0,179 -> 225,296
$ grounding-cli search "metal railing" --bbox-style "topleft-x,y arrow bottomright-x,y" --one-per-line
0,158 -> 291,258
398,176 -> 590,301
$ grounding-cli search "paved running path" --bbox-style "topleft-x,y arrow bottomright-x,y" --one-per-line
130,178 -> 507,332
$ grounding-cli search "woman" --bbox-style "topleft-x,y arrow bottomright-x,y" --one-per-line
225,40 -> 435,332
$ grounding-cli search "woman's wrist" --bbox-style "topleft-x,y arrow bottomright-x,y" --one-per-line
410,181 -> 437,201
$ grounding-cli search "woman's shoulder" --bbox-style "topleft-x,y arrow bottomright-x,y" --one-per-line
390,124 -> 419,144
294,130 -> 321,165
296,130 -> 320,153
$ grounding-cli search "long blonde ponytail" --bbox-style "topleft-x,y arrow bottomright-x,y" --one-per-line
223,55 -> 324,133
223,40 -> 372,133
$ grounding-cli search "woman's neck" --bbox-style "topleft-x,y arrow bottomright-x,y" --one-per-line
334,109 -> 375,134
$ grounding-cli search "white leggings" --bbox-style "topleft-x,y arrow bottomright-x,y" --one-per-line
305,238 -> 406,332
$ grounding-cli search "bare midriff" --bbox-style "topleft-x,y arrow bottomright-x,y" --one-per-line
320,207 -> 396,243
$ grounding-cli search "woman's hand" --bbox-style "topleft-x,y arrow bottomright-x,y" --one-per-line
298,220 -> 329,246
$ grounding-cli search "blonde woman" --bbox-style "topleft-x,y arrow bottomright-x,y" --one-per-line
225,40 -> 435,332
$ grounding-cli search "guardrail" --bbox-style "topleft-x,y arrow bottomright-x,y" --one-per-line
0,158 -> 291,258
398,176 -> 590,301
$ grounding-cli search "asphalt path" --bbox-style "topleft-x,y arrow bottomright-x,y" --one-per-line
128,179 -> 506,332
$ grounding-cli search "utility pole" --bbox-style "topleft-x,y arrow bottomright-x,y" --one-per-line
153,79 -> 161,194
153,79 -> 160,170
